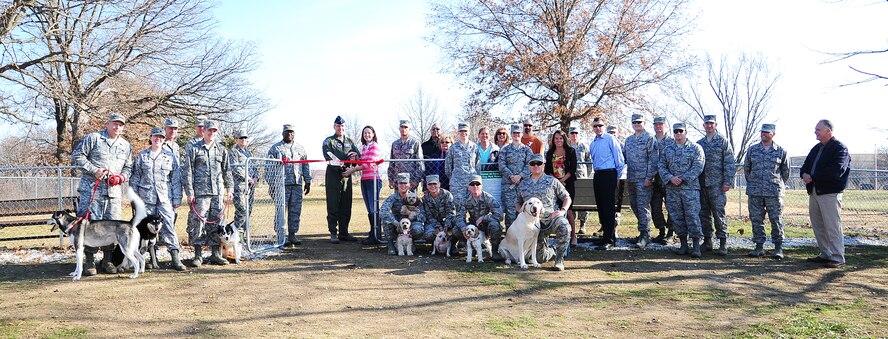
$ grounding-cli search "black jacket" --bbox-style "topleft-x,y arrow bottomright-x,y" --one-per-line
799,137 -> 851,195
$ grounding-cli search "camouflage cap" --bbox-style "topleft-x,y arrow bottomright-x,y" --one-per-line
631,113 -> 645,123
425,174 -> 440,184
108,113 -> 126,124
196,115 -> 208,128
149,127 -> 164,137
510,124 -> 522,133
457,122 -> 469,132
235,129 -> 248,138
606,125 -> 617,134
283,124 -> 294,132
653,116 -> 668,124
469,175 -> 483,185
203,120 -> 218,130
760,123 -> 776,133
704,115 -> 717,123
672,123 -> 686,131
163,118 -> 179,128
528,153 -> 545,165
397,172 -> 410,184
523,118 -> 534,126
568,126 -> 579,134
399,119 -> 410,127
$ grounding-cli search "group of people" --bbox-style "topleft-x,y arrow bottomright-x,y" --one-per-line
70,111 -> 851,276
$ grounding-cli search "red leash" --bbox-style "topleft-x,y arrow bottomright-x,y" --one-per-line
64,176 -> 104,235
189,195 -> 232,225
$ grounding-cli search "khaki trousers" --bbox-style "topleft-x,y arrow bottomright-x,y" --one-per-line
809,192 -> 845,263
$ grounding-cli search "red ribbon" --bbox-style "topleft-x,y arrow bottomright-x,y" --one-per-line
280,158 -> 384,165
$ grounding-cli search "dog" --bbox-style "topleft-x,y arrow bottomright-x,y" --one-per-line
498,198 -> 543,269
49,187 -> 147,281
399,191 -> 421,220
431,227 -> 451,257
112,214 -> 163,271
463,224 -> 492,263
396,218 -> 414,256
218,221 -> 243,264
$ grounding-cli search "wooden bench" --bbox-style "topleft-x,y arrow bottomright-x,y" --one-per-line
571,178 -> 630,212
0,196 -> 78,242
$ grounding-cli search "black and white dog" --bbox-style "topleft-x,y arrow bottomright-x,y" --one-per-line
49,187 -> 147,281
217,221 -> 243,264
112,214 -> 163,271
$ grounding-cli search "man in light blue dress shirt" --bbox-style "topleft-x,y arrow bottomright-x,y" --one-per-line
588,117 -> 624,250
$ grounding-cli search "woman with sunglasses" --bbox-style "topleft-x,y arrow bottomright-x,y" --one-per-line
545,130 -> 578,247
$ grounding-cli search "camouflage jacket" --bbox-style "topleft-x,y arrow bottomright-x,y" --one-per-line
744,142 -> 790,196
230,145 -> 260,194
422,188 -> 456,224
457,191 -> 503,228
380,192 -> 426,225
623,131 -> 658,183
571,141 -> 591,178
497,143 -> 533,184
387,137 -> 424,185
445,140 -> 479,181
517,174 -> 570,224
130,148 -> 182,206
72,130 -> 133,199
183,139 -> 233,197
267,141 -> 311,186
658,141 -> 705,190
697,133 -> 736,188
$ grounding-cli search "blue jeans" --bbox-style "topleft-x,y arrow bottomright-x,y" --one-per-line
361,179 -> 382,238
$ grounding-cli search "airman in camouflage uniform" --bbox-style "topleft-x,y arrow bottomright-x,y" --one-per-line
517,154 -> 572,271
72,113 -> 134,275
268,124 -> 312,245
230,129 -> 259,234
624,114 -> 658,248
323,116 -> 360,243
380,173 -> 429,255
659,123 -> 706,258
183,115 -> 207,157
498,124 -> 534,228
183,120 -> 233,267
446,122 -> 480,204
744,124 -> 790,259
388,119 -> 424,190
454,175 -> 504,258
130,127 -> 185,271
422,174 -> 457,234
650,116 -> 675,244
697,115 -> 737,256
568,126 -> 591,233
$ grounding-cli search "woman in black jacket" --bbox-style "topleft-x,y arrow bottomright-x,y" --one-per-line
545,129 -> 578,247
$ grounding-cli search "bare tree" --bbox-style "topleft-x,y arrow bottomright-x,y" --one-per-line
674,52 -> 780,162
0,0 -> 269,164
429,0 -> 693,132
387,86 -> 450,144
342,113 -> 367,147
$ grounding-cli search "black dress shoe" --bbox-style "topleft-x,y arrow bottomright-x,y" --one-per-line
339,234 -> 358,242
361,237 -> 380,245
824,261 -> 845,268
806,256 -> 831,263
594,243 -> 613,251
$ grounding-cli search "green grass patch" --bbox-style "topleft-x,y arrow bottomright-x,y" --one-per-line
608,286 -> 736,304
0,321 -> 88,339
485,315 -> 538,336
479,276 -> 518,287
45,327 -> 89,339
737,300 -> 871,338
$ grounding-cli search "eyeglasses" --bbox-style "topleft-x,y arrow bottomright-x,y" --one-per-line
632,121 -> 643,124
523,124 -> 532,127
593,125 -> 604,128
529,161 -> 543,166
673,130 -> 685,134
469,182 -> 481,186
440,141 -> 452,144
432,127 -> 440,130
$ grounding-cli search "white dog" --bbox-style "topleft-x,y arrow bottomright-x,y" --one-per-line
499,198 -> 543,269
399,192 -> 421,220
464,224 -> 492,263
218,221 -> 243,264
431,227 -> 451,257
50,187 -> 147,281
396,218 -> 414,256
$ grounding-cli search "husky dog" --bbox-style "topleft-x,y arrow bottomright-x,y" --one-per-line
431,227 -> 451,257
218,221 -> 243,264
499,198 -> 543,269
49,187 -> 147,281
399,191 -> 421,220
112,214 -> 163,271
396,218 -> 414,256
463,224 -> 492,263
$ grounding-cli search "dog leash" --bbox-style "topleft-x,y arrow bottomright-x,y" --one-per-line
63,174 -> 105,235
189,195 -> 232,225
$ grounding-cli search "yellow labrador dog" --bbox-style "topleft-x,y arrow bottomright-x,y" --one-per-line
499,198 -> 543,269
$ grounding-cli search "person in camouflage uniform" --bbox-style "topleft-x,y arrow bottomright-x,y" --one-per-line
380,173 -> 429,255
623,114 -> 658,248
130,127 -> 186,271
517,154 -> 572,271
422,174 -> 457,236
744,124 -> 790,259
230,129 -> 259,234
323,116 -> 361,243
183,120 -> 233,266
388,119 -> 424,190
697,115 -> 737,256
446,122 -> 479,205
71,113 -> 134,275
568,126 -> 591,234
454,175 -> 504,259
659,123 -> 706,258
498,124 -> 534,228
183,115 -> 207,156
267,124 -> 312,246
650,116 -> 675,244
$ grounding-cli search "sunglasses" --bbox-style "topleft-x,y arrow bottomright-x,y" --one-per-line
469,182 -> 481,186
432,127 -> 440,130
593,124 -> 604,128
524,124 -> 532,127
673,129 -> 685,134
632,121 -> 643,124
441,141 -> 452,144
238,137 -> 248,139
529,161 -> 543,166
428,182 -> 439,186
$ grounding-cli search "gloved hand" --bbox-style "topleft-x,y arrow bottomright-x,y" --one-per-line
303,183 -> 311,195
106,174 -> 126,187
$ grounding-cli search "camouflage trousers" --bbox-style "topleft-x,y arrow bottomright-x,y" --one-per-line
748,195 -> 785,244
272,184 -> 303,234
384,219 -> 433,243
535,216 -> 570,263
146,202 -> 179,251
665,188 -> 703,238
233,187 -> 255,232
450,176 -> 470,207
650,178 -> 673,232
452,219 -> 503,251
187,195 -> 223,246
501,182 -> 520,229
76,191 -> 121,254
627,181 -> 653,233
699,186 -> 728,239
